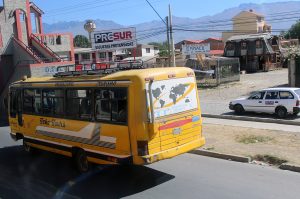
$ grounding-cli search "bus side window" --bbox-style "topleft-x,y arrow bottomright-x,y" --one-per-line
42,89 -> 64,116
66,89 -> 92,120
23,89 -> 41,114
95,88 -> 127,124
95,89 -> 111,121
111,88 -> 127,123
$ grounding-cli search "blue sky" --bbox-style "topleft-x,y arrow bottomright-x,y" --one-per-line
3,0 -> 296,24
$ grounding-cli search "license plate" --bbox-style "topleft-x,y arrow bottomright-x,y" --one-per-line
173,128 -> 181,135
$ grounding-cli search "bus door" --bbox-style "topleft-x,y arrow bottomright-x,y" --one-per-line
9,88 -> 23,131
95,88 -> 131,157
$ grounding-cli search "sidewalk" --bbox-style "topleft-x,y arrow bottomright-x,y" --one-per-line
202,120 -> 300,166
203,117 -> 300,133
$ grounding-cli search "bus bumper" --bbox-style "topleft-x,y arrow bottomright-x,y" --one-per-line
10,133 -> 17,141
141,137 -> 206,164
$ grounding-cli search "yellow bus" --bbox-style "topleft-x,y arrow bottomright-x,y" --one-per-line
8,67 -> 205,172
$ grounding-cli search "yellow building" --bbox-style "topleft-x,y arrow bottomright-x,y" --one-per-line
222,9 -> 271,42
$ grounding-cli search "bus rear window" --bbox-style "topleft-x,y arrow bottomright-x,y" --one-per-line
146,77 -> 198,119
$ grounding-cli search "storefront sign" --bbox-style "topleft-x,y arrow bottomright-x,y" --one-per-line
182,43 -> 210,55
92,27 -> 137,51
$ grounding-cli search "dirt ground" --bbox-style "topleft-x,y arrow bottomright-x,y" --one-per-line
203,124 -> 300,166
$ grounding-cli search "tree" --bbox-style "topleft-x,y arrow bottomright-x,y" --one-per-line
74,35 -> 91,48
148,41 -> 169,57
285,20 -> 300,40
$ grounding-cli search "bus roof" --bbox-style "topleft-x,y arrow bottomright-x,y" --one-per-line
16,67 -> 194,83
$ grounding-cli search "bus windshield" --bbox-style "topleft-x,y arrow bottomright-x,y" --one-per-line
147,77 -> 198,119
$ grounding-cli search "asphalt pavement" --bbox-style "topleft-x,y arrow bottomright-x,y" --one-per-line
0,127 -> 300,199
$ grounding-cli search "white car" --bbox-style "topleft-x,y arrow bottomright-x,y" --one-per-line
229,87 -> 300,118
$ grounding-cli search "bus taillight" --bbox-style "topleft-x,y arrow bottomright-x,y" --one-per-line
137,141 -> 149,156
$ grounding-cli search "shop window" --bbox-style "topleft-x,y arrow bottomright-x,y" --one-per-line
99,52 -> 106,59
81,53 -> 91,61
241,42 -> 247,50
56,35 -> 62,45
256,40 -> 262,49
226,43 -> 234,51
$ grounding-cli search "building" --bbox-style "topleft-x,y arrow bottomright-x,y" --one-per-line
222,9 -> 272,42
74,44 -> 159,68
175,40 -> 203,51
223,33 -> 281,73
0,0 -> 74,125
135,44 -> 159,57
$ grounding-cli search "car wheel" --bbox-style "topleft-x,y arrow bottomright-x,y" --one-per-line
234,104 -> 245,115
74,149 -> 90,173
276,107 -> 287,118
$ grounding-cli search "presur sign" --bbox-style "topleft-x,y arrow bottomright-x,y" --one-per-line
92,27 -> 137,51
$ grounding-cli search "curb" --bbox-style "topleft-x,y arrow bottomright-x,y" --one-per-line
189,149 -> 250,163
279,164 -> 300,173
202,113 -> 300,126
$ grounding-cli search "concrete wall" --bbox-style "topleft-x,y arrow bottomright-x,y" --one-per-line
41,35 -> 72,52
12,41 -> 36,65
0,0 -> 28,55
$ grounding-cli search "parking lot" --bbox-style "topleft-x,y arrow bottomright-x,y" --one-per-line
199,68 -> 300,120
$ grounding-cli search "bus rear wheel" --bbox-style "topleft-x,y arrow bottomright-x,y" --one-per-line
74,149 -> 90,173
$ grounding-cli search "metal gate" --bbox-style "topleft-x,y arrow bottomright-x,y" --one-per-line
295,56 -> 300,87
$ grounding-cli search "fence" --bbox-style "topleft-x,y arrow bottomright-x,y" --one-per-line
186,57 -> 240,87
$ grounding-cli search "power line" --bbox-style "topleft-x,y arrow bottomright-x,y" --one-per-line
45,0 -> 130,17
145,0 -> 166,25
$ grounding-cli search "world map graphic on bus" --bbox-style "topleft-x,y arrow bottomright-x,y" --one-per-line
146,77 -> 198,118
152,84 -> 189,107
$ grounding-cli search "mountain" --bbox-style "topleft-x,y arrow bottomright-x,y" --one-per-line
43,1 -> 300,43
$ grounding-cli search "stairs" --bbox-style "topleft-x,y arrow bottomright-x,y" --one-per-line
28,45 -> 49,62
13,37 -> 43,63
30,34 -> 62,62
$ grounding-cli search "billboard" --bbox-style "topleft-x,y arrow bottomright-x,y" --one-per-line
182,43 -> 210,55
92,27 -> 137,51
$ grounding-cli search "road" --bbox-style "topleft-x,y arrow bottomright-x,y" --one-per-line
0,126 -> 300,199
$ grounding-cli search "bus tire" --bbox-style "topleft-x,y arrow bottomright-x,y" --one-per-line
74,149 -> 90,173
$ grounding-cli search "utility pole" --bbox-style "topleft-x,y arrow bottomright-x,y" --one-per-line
169,4 -> 176,67
165,16 -> 171,67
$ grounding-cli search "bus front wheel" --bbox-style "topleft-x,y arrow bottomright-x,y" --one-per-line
74,149 -> 90,173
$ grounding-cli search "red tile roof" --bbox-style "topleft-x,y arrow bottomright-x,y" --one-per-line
205,37 -> 222,41
184,40 -> 204,44
209,50 -> 224,55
